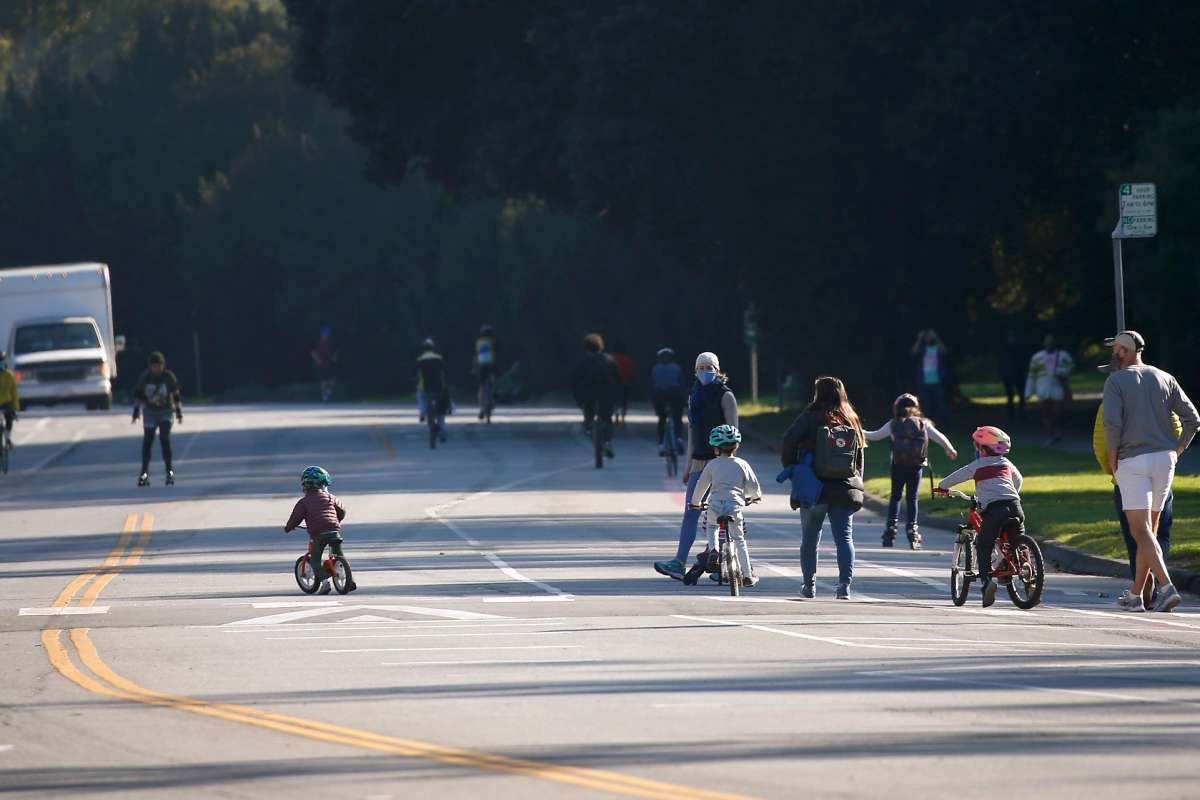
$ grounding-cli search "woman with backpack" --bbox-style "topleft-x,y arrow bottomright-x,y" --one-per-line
865,393 -> 958,549
780,376 -> 866,600
653,352 -> 738,581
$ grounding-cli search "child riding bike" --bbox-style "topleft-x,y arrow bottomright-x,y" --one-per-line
934,426 -> 1023,607
688,425 -> 763,587
284,466 -> 356,595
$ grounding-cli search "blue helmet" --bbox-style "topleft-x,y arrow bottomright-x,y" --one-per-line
300,465 -> 332,490
708,424 -> 742,448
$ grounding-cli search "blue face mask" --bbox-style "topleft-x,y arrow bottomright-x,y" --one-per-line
696,371 -> 717,386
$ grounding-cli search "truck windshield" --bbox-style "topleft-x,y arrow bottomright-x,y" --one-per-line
14,322 -> 101,354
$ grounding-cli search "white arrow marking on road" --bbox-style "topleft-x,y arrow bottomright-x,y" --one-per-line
225,604 -> 507,626
19,606 -> 109,616
482,595 -> 575,603
0,745 -> 13,754
340,615 -> 404,624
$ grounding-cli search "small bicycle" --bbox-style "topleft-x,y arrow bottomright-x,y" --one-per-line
935,488 -> 1044,609
292,527 -> 355,595
683,500 -> 757,596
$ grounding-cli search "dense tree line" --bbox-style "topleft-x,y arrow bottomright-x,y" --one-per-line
1,1 -> 1197,399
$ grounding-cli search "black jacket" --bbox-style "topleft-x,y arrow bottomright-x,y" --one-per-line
780,410 -> 865,510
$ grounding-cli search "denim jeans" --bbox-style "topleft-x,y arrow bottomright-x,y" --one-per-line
887,464 -> 923,530
800,504 -> 856,585
675,470 -> 705,562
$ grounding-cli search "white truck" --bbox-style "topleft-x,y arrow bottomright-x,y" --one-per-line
0,263 -> 123,410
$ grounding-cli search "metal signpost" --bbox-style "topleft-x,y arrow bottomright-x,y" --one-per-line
744,303 -> 759,405
1111,182 -> 1157,330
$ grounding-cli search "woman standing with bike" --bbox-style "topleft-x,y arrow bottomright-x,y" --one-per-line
780,376 -> 866,600
654,352 -> 738,581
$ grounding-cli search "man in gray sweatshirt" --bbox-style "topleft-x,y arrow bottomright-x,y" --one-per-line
1101,331 -> 1199,612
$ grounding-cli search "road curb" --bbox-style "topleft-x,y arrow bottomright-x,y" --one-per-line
862,491 -> 1200,593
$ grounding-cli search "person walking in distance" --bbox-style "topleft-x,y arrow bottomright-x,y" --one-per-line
653,352 -> 738,581
997,330 -> 1027,421
609,341 -> 635,424
1102,331 -> 1198,612
312,327 -> 338,402
1025,334 -> 1074,445
133,352 -> 183,487
910,329 -> 950,422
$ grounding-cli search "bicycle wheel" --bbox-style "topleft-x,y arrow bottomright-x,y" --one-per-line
593,413 -> 604,469
294,555 -> 320,594
0,441 -> 8,475
1006,533 -> 1045,609
332,555 -> 355,594
664,418 -> 677,477
724,540 -> 741,597
950,536 -> 971,606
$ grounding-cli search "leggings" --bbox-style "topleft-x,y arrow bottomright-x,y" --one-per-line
141,419 -> 173,472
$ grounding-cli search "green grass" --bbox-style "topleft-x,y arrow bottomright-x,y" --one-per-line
741,407 -> 1200,573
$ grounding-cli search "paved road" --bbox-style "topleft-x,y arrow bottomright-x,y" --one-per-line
2,405 -> 1198,799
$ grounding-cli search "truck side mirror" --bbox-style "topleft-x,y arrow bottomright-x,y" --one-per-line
115,335 -> 126,353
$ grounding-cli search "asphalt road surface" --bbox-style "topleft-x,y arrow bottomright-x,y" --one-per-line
3,405 -> 1198,799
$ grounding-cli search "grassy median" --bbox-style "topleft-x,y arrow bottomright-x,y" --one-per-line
742,406 -> 1200,573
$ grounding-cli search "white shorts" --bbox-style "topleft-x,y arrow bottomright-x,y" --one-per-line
1116,450 -> 1178,512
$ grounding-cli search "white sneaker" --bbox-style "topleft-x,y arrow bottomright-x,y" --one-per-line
1117,590 -> 1145,612
318,580 -> 332,595
1153,584 -> 1182,613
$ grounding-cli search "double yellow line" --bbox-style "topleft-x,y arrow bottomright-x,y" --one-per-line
42,514 -> 752,800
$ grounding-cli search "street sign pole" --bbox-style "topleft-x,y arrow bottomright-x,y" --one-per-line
1112,238 -> 1125,332
743,303 -> 759,405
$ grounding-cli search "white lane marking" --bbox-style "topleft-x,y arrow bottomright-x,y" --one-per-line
357,605 -> 504,620
428,509 -> 481,547
19,606 -> 109,616
340,615 -> 405,624
625,509 -> 678,529
1059,607 -> 1200,630
672,614 -> 947,651
219,620 -> 563,632
267,631 -> 569,641
1054,590 -> 1090,597
650,703 -> 728,709
836,637 -> 1165,649
860,561 -> 943,590
251,602 -> 341,609
853,668 -> 1200,710
481,552 -> 573,598
701,597 -> 800,604
322,645 -> 584,654
176,431 -> 201,463
380,659 -> 599,667
15,417 -> 50,445
482,595 -> 575,603
25,428 -> 85,474
228,607 -> 348,626
0,745 -> 12,753
755,560 -> 880,602
859,660 -> 1200,673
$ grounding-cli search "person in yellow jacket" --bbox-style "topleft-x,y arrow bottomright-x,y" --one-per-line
0,351 -> 19,449
1093,402 -> 1177,608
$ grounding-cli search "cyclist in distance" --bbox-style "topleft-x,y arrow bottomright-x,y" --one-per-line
571,333 -> 619,459
474,324 -> 498,420
651,347 -> 686,455
609,341 -> 635,424
0,351 -> 18,450
416,338 -> 449,442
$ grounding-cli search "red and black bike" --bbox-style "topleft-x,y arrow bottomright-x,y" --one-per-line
935,488 -> 1045,609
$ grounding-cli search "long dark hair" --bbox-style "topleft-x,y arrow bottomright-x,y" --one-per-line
806,376 -> 865,446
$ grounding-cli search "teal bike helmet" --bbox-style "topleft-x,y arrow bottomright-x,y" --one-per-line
708,424 -> 742,448
300,465 -> 332,489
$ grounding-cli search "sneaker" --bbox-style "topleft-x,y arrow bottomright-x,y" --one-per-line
344,580 -> 357,594
4,435 -> 12,449
1118,593 -> 1146,612
165,470 -> 175,486
418,415 -> 425,423
1153,583 -> 1182,613
653,559 -> 685,581
799,581 -> 815,599
981,577 -> 997,608
706,549 -> 720,572
742,574 -> 759,588
604,442 -> 614,459
318,580 -> 332,595
882,527 -> 897,548
137,472 -> 150,487
836,583 -> 850,600
709,571 -> 722,582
